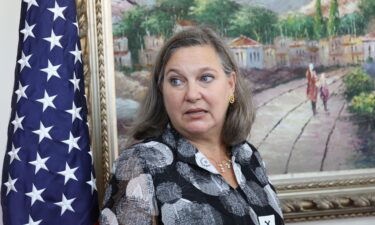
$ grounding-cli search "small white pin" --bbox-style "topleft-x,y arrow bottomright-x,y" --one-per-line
258,214 -> 275,225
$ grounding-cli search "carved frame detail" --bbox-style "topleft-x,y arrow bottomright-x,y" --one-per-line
79,0 -> 119,204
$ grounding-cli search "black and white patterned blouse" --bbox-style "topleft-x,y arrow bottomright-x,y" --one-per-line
100,125 -> 284,225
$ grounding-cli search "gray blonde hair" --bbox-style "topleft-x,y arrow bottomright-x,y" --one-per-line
128,26 -> 256,146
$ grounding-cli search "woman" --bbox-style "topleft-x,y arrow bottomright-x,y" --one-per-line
318,73 -> 329,112
306,63 -> 319,115
100,27 -> 284,225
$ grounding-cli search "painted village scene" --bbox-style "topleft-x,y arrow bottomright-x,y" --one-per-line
111,0 -> 375,175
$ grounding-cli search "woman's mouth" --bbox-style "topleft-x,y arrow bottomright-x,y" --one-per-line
185,109 -> 208,118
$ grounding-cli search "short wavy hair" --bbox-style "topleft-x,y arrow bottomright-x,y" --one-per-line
128,26 -> 256,147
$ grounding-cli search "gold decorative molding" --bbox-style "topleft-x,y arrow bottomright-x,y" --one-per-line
276,177 -> 375,191
272,170 -> 375,222
81,0 -> 118,205
283,193 -> 375,222
282,194 -> 375,213
93,0 -> 111,189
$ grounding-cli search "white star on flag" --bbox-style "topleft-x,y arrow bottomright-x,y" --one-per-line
55,194 -> 75,216
86,173 -> 97,194
40,60 -> 61,81
15,81 -> 29,103
69,44 -> 82,64
11,112 -> 25,133
62,132 -> 80,153
25,184 -> 46,206
36,91 -> 57,112
88,150 -> 94,165
69,72 -> 80,92
43,30 -> 63,51
24,216 -> 42,225
29,152 -> 50,174
23,0 -> 39,11
20,21 -> 36,41
17,51 -> 32,72
69,44 -> 82,63
4,174 -> 18,195
65,102 -> 82,122
73,21 -> 79,34
58,163 -> 78,185
47,2 -> 67,21
32,122 -> 53,143
8,144 -> 21,164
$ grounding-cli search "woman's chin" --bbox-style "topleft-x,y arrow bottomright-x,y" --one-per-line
182,122 -> 214,136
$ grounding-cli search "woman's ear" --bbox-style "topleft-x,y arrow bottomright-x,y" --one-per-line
229,71 -> 237,93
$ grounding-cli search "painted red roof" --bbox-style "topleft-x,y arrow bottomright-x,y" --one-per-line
230,36 -> 260,47
363,32 -> 375,41
176,20 -> 195,26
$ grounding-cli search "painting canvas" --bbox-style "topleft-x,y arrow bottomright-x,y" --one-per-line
110,0 -> 375,176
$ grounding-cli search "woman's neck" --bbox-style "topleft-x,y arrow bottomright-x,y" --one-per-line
188,136 -> 228,159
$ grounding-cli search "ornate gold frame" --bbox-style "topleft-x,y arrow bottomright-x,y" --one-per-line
78,0 -> 119,203
79,0 -> 375,221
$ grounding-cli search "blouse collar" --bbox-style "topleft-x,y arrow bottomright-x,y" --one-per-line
160,124 -> 250,175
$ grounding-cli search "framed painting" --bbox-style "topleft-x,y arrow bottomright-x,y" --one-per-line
81,0 -> 375,222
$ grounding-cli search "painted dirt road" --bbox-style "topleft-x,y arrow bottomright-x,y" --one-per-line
249,68 -> 365,175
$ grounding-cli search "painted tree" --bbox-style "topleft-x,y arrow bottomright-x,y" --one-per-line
359,0 -> 375,30
229,6 -> 278,43
114,6 -> 148,64
142,8 -> 175,38
114,0 -> 195,64
313,0 -> 325,39
143,0 -> 195,38
359,0 -> 375,20
277,14 -> 315,40
157,0 -> 194,20
327,0 -> 340,36
339,13 -> 365,36
190,0 -> 240,36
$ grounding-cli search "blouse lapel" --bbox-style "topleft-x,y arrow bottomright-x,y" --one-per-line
161,124 -> 220,175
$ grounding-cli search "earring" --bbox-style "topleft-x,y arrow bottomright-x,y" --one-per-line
229,95 -> 235,104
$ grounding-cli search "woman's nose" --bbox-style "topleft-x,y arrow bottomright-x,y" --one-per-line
185,82 -> 201,103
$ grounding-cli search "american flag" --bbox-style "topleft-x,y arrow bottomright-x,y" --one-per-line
1,0 -> 99,224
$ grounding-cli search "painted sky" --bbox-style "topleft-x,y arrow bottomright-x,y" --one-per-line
111,0 -> 360,24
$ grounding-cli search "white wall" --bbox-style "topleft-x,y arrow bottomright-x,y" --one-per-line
0,0 -> 21,223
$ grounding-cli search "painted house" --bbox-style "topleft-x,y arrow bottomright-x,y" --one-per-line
342,35 -> 364,65
289,40 -> 308,68
306,40 -> 320,67
274,36 -> 291,67
264,45 -> 276,69
362,32 -> 375,62
138,34 -> 164,68
113,36 -> 132,68
319,39 -> 330,67
229,35 -> 264,69
328,36 -> 344,66
174,19 -> 195,33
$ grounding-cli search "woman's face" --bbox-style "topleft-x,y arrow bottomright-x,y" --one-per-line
162,45 -> 236,140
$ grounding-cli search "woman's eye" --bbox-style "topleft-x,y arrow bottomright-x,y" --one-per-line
169,78 -> 183,86
200,74 -> 214,83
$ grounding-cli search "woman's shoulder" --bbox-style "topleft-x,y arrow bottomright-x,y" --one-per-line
235,141 -> 260,157
114,139 -> 175,178
234,141 -> 267,169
